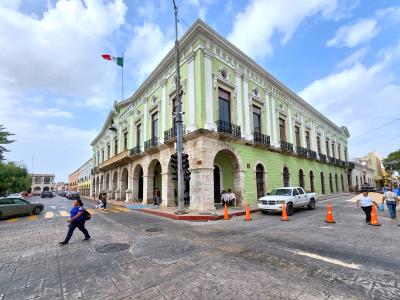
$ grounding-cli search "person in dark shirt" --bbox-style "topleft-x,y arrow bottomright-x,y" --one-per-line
59,199 -> 90,245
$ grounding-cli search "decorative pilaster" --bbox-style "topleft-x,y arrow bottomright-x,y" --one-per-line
129,114 -> 134,148
203,49 -> 216,131
161,79 -> 167,143
271,96 -> 278,146
235,70 -> 244,137
300,114 -> 306,148
265,92 -> 271,137
187,52 -> 196,132
142,100 -> 148,150
288,107 -> 294,145
242,74 -> 252,140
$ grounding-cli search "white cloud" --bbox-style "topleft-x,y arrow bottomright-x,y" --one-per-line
326,18 -> 378,48
299,40 -> 400,157
228,0 -> 341,59
336,47 -> 369,69
376,6 -> 400,23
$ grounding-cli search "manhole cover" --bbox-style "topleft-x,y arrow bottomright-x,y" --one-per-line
145,227 -> 163,233
95,243 -> 130,253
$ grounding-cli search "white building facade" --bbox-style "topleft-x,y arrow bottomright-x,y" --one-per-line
350,160 -> 375,191
30,174 -> 55,195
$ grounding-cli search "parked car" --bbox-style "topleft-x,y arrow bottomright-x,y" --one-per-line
7,193 -> 22,199
59,191 -> 67,197
40,191 -> 53,198
258,187 -> 317,215
359,184 -> 377,193
0,197 -> 44,219
66,191 -> 80,200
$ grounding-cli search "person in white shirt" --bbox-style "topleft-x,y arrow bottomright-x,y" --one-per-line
221,190 -> 229,206
356,191 -> 378,224
227,189 -> 236,207
382,187 -> 398,219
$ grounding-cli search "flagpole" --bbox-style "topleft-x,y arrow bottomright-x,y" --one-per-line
121,52 -> 124,101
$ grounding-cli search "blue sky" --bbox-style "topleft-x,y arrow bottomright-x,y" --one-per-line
0,0 -> 399,181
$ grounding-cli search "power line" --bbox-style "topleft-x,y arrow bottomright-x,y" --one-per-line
350,118 -> 400,140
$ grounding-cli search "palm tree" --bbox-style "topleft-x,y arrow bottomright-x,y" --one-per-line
0,125 -> 15,161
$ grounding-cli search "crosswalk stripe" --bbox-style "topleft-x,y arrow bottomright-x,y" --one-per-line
27,215 -> 38,221
59,211 -> 69,217
111,206 -> 131,212
6,217 -> 19,222
44,211 -> 53,219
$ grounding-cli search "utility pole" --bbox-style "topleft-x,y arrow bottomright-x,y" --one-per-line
173,0 -> 186,214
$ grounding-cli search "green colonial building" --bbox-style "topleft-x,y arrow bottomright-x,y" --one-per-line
90,19 -> 351,211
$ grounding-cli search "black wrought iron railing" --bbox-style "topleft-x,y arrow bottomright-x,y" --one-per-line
254,131 -> 270,146
319,153 -> 327,162
91,167 -> 98,175
339,160 -> 346,167
144,137 -> 158,150
216,120 -> 241,137
297,146 -> 308,157
130,145 -> 141,155
329,156 -> 336,164
347,162 -> 355,169
164,125 -> 186,141
280,141 -> 294,152
308,149 -> 317,159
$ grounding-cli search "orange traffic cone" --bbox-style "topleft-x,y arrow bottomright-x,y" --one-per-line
245,205 -> 251,221
281,203 -> 289,221
324,203 -> 336,223
224,204 -> 229,220
369,205 -> 381,226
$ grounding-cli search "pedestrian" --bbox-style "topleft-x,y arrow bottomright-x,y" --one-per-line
184,191 -> 190,205
382,187 -> 398,219
101,192 -> 107,210
227,189 -> 236,206
356,191 -> 379,224
59,199 -> 90,245
153,188 -> 160,206
221,190 -> 228,206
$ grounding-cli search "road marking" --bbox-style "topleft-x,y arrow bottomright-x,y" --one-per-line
59,211 -> 69,217
320,226 -> 333,229
295,251 -> 361,269
27,215 -> 38,221
87,209 -> 97,215
44,211 -> 53,219
6,217 -> 19,222
111,206 -> 131,212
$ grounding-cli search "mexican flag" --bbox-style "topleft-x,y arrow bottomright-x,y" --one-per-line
101,54 -> 123,67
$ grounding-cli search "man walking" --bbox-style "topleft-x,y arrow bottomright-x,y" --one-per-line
382,187 -> 398,219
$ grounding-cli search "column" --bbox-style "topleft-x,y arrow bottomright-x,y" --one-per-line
161,79 -> 167,142
321,130 -> 326,155
265,92 -> 271,137
242,75 -> 252,140
142,175 -> 152,205
288,107 -> 294,145
204,49 -> 216,131
311,122 -> 317,152
300,114 -> 306,148
235,70 -> 244,137
143,100 -> 148,149
271,96 -> 278,146
129,114 -> 134,148
161,172 -> 175,207
189,167 -> 216,211
187,52 -> 196,132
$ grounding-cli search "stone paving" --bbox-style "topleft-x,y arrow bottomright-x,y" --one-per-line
0,195 -> 399,299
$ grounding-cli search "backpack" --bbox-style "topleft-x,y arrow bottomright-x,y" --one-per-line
83,209 -> 91,220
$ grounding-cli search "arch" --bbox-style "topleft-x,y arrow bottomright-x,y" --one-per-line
329,173 -> 333,194
43,186 -> 49,192
146,159 -> 162,204
320,172 -> 325,194
356,176 -> 359,190
335,173 -> 339,193
341,174 -> 344,192
105,173 -> 110,192
213,149 -> 242,206
309,171 -> 315,192
283,167 -> 290,187
100,175 -> 104,192
298,169 -> 304,189
255,163 -> 266,199
120,168 -> 129,201
132,164 -> 144,201
112,171 -> 118,200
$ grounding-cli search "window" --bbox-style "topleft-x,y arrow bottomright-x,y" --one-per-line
97,152 -> 100,165
114,138 -> 118,155
255,164 -> 265,199
34,177 -> 41,184
310,171 -> 315,192
305,131 -> 311,150
136,124 -> 142,147
101,149 -> 104,162
43,177 -> 50,184
320,172 -> 325,194
172,97 -> 177,128
151,111 -> 159,139
325,139 -> 330,157
295,126 -> 300,147
283,167 -> 290,187
253,106 -> 261,133
299,169 -> 304,189
107,144 -> 110,159
317,136 -> 321,154
329,173 -> 333,194
0,199 -> 13,205
344,147 -> 348,162
338,144 -> 341,160
279,118 -> 286,142
293,189 -> 299,196
218,88 -> 231,123
331,142 -> 335,158
12,199 -> 28,204
335,174 -> 339,192
123,131 -> 128,150
297,188 -> 305,194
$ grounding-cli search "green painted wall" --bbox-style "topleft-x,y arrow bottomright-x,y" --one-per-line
214,151 -> 234,192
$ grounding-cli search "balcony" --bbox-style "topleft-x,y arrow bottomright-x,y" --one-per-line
339,160 -> 346,167
130,145 -> 141,156
90,167 -> 98,175
98,149 -> 130,171
319,153 -> 327,162
164,125 -> 186,142
308,150 -> 317,160
216,120 -> 241,137
297,146 -> 308,157
347,162 -> 355,169
144,137 -> 158,151
253,131 -> 270,146
280,141 -> 294,152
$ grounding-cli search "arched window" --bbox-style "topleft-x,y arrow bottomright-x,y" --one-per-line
356,176 -> 359,189
320,172 -> 325,194
335,174 -> 339,192
298,169 -> 304,189
341,174 -> 344,192
283,167 -> 290,187
329,173 -> 333,194
310,171 -> 315,192
256,164 -> 265,199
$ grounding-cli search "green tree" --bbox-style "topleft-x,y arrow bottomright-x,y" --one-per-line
383,149 -> 400,174
0,124 -> 15,161
0,162 -> 31,196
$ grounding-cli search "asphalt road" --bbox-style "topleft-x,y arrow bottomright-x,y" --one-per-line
0,195 -> 399,299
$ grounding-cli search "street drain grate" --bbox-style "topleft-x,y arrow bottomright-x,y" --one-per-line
145,227 -> 163,233
95,243 -> 130,253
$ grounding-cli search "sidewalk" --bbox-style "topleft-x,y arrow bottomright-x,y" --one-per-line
82,193 -> 350,221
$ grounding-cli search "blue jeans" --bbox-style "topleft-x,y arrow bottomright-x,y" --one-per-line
386,202 -> 397,218
64,220 -> 90,242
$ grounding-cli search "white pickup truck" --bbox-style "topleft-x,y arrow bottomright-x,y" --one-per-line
257,187 -> 317,215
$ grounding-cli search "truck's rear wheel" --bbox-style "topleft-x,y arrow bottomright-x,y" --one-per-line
308,199 -> 316,210
287,202 -> 294,216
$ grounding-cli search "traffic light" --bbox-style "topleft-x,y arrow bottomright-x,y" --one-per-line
184,169 -> 191,182
182,153 -> 191,182
170,153 -> 178,180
